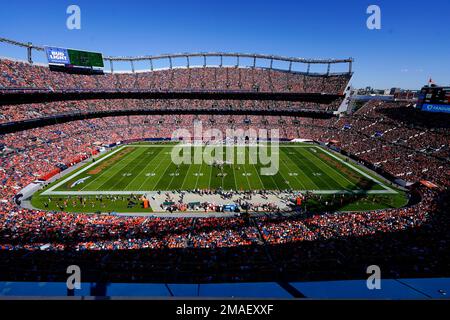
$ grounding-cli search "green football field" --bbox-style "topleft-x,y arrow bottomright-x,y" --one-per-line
31,142 -> 409,213
39,142 -> 396,195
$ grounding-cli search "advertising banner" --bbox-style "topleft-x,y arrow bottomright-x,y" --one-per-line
45,46 -> 70,65
421,103 -> 450,114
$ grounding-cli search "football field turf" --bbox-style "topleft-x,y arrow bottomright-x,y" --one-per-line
40,143 -> 396,196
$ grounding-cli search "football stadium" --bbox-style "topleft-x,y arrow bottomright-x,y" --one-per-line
0,1 -> 449,303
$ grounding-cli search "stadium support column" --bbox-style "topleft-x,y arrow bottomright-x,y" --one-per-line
327,63 -> 331,76
169,57 -> 174,89
130,60 -> 135,73
202,55 -> 207,88
252,55 -> 256,88
286,61 -> 292,89
268,59 -> 273,91
27,42 -> 33,64
110,60 -> 114,74
149,59 -> 154,71
187,56 -> 191,88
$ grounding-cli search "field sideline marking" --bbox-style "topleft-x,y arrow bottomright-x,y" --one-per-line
43,189 -> 396,196
305,147 -> 360,190
41,146 -> 127,195
318,146 -> 397,194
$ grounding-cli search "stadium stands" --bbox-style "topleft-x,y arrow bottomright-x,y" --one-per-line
320,101 -> 449,186
0,58 -> 350,93
0,52 -> 449,284
0,99 -> 343,124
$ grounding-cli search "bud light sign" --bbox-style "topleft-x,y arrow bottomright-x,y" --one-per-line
45,46 -> 70,65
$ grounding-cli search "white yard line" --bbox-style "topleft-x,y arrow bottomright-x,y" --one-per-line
280,148 -> 315,190
81,146 -> 144,191
134,148 -> 169,190
309,148 -> 358,190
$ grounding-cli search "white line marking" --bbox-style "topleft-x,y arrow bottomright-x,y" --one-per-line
318,147 -> 397,194
42,189 -> 397,196
41,146 -> 127,195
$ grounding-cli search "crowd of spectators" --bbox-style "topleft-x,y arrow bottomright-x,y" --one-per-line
0,183 -> 448,283
0,58 -> 350,94
319,101 -> 449,186
0,60 -> 448,282
0,99 -> 343,124
0,184 -> 443,251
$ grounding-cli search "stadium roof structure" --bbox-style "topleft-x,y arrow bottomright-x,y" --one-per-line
0,37 -> 354,74
103,52 -> 353,75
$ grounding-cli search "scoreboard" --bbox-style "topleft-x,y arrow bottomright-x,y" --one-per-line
45,46 -> 104,68
417,86 -> 450,114
67,49 -> 104,68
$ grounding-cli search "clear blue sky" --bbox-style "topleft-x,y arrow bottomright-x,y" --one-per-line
1,0 -> 449,89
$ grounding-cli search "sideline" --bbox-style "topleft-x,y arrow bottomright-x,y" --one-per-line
41,146 -> 127,195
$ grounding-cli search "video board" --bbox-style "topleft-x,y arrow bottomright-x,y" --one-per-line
45,46 -> 104,68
